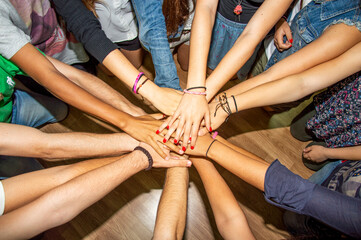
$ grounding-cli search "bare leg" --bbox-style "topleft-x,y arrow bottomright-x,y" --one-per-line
193,157 -> 255,240
120,48 -> 145,69
176,43 -> 190,72
153,167 -> 189,240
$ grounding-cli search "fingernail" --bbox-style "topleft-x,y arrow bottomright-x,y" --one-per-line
166,125 -> 169,130
187,161 -> 192,167
189,137 -> 192,141
290,44 -> 292,47
290,39 -> 293,44
182,146 -> 186,151
209,127 -> 212,132
174,139 -> 178,144
163,138 -> 167,143
162,114 -> 166,118
191,146 -> 194,150
156,130 -> 160,134
165,156 -> 169,161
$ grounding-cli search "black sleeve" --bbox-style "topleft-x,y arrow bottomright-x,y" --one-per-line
52,0 -> 117,62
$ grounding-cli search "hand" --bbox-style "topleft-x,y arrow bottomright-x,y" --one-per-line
139,142 -> 192,168
123,115 -> 182,158
198,97 -> 228,136
159,93 -> 211,152
303,145 -> 329,163
274,18 -> 293,52
148,87 -> 183,116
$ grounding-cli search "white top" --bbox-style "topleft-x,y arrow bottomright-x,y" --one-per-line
95,0 -> 138,43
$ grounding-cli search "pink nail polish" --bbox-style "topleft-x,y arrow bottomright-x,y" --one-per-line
163,138 -> 167,143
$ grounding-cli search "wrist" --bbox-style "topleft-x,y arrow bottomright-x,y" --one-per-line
129,150 -> 149,170
138,79 -> 158,101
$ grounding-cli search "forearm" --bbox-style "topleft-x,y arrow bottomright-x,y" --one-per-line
187,0 -> 218,88
47,56 -> 144,115
153,167 -> 189,240
193,158 -> 254,240
0,123 -> 138,159
0,152 -> 148,239
325,146 -> 361,161
223,41 -> 361,112
205,0 -> 293,100
11,44 -> 133,130
207,141 -> 268,191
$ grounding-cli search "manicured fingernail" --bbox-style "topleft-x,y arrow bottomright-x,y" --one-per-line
209,127 -> 212,132
165,156 -> 170,161
182,146 -> 186,151
187,161 -> 192,167
156,130 -> 160,134
162,114 -> 166,118
290,39 -> 293,44
163,138 -> 167,143
290,44 -> 292,47
191,146 -> 194,150
166,125 -> 169,130
189,137 -> 192,141
174,139 -> 178,144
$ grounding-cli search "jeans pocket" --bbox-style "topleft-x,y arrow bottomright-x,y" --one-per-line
320,0 -> 359,21
296,15 -> 318,44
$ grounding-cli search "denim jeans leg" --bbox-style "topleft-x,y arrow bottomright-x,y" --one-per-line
11,89 -> 68,128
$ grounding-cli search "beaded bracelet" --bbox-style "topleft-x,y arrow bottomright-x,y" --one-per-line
133,72 -> 144,94
183,89 -> 207,96
134,146 -> 153,171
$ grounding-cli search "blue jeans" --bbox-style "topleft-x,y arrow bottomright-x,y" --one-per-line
208,12 -> 261,81
265,0 -> 361,70
131,0 -> 182,90
0,89 -> 68,178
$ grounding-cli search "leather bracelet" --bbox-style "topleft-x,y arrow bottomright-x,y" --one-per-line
134,146 -> 153,170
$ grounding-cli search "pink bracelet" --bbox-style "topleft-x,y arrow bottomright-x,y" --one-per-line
183,89 -> 207,96
133,72 -> 144,93
212,131 -> 218,139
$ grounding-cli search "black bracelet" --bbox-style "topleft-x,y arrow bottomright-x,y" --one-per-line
134,146 -> 153,171
206,139 -> 217,158
186,86 -> 207,91
231,95 -> 238,113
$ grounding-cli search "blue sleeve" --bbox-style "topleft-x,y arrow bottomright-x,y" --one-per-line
131,0 -> 181,90
264,160 -> 361,238
51,0 -> 117,63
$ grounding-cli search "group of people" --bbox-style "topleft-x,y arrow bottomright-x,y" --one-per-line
0,0 -> 360,239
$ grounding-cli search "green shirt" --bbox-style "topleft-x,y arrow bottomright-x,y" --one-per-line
0,55 -> 26,123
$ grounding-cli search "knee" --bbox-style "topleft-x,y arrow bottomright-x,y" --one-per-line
53,102 -> 69,122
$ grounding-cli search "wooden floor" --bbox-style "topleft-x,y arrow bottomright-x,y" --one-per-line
39,53 -> 315,240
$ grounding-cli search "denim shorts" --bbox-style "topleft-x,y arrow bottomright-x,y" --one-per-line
11,89 -> 68,127
208,12 -> 261,80
265,0 -> 361,70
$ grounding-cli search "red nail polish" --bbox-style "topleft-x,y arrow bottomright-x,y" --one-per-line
162,114 -> 166,118
191,146 -> 194,150
156,130 -> 160,134
182,146 -> 186,151
189,137 -> 192,141
209,127 -> 212,132
174,139 -> 178,144
163,138 -> 167,143
290,39 -> 293,44
166,125 -> 169,130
